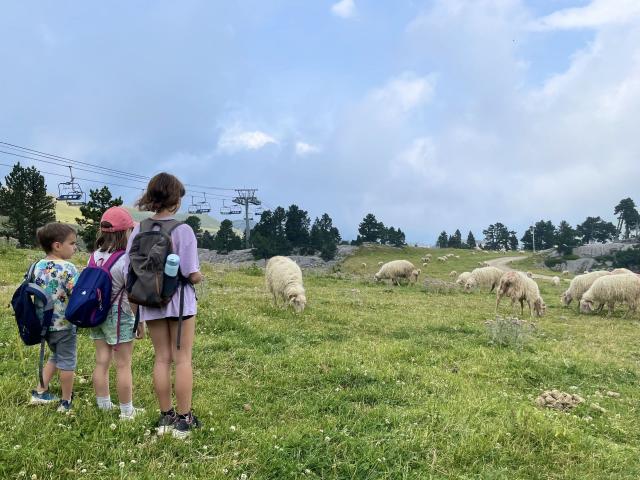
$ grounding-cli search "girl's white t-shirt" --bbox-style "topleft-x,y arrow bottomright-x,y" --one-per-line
90,250 -> 132,314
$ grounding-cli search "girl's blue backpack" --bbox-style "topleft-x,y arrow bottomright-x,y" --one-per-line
66,250 -> 125,328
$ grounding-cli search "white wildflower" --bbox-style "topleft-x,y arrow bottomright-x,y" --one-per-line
14,444 -> 21,449
110,423 -> 117,430
324,436 -> 331,442
131,460 -> 137,464
230,425 -> 237,432
81,469 -> 86,474
119,461 -> 125,468
240,474 -> 248,480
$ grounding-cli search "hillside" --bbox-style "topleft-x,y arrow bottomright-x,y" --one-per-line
54,200 -> 222,232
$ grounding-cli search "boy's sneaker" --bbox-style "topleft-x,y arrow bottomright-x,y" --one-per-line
172,412 -> 201,439
119,407 -> 145,421
155,409 -> 178,435
30,390 -> 59,405
57,399 -> 72,413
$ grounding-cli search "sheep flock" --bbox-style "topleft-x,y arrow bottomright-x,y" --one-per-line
265,250 -> 640,320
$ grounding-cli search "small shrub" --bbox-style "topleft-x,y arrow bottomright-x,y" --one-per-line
544,257 -> 564,268
240,263 -> 263,276
485,315 -> 536,349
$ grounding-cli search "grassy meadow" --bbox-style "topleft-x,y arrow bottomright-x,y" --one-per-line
1,245 -> 640,479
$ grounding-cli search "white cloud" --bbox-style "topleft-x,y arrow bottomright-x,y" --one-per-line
295,141 -> 321,156
368,72 -> 435,118
391,137 -> 445,184
217,128 -> 277,153
531,0 -> 640,31
331,0 -> 356,19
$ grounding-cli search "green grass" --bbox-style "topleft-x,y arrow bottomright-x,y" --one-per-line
1,246 -> 639,479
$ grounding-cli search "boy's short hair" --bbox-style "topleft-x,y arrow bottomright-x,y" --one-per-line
136,172 -> 185,213
36,223 -> 76,253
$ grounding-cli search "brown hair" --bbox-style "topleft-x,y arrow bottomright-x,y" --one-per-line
95,221 -> 129,252
36,223 -> 76,253
136,172 -> 185,213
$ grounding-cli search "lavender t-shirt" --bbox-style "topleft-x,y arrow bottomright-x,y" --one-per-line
125,219 -> 200,321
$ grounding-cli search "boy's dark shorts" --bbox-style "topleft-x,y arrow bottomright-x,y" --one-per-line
46,328 -> 77,371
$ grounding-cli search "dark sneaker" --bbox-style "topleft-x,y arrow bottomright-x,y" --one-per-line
30,390 -> 59,405
57,399 -> 72,413
172,412 -> 201,439
155,409 -> 178,435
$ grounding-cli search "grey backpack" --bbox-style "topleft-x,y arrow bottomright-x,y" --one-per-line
126,219 -> 182,307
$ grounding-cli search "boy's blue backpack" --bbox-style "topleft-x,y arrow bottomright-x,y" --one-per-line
11,262 -> 55,387
65,250 -> 125,329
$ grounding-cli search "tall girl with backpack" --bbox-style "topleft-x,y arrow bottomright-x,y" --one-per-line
126,173 -> 203,438
87,206 -> 145,420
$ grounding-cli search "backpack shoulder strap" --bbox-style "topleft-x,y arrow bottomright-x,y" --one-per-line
88,252 -> 98,268
162,219 -> 182,235
25,261 -> 38,282
102,250 -> 126,272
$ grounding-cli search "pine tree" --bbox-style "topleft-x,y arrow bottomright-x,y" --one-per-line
250,207 -> 292,259
284,204 -> 310,250
0,163 -> 56,246
614,197 -> 639,239
436,231 -> 448,248
508,231 -> 518,251
184,215 -> 202,235
448,229 -> 462,248
576,216 -> 617,244
214,219 -> 242,253
310,213 -> 341,260
75,186 -> 123,250
466,231 -> 476,249
358,214 -> 384,243
200,230 -> 215,250
556,220 -> 578,254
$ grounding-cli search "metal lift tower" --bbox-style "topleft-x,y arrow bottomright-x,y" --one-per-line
232,189 -> 261,248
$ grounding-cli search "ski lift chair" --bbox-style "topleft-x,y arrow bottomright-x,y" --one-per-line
197,193 -> 211,213
220,200 -> 232,215
229,203 -> 242,215
65,191 -> 87,206
188,196 -> 201,215
56,166 -> 84,201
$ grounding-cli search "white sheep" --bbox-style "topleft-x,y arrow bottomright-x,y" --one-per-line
438,256 -> 448,262
454,255 -> 460,259
580,274 -> 640,316
526,271 -> 533,278
610,268 -> 634,275
265,256 -> 307,313
377,261 -> 384,266
456,272 -> 472,286
449,270 -> 457,277
464,266 -> 504,292
561,271 -> 609,309
562,270 -> 570,276
361,262 -> 367,269
551,276 -> 560,287
422,262 -> 429,267
374,260 -> 420,286
496,271 -> 546,317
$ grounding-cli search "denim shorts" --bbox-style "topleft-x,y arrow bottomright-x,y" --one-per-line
89,303 -> 136,345
47,328 -> 78,371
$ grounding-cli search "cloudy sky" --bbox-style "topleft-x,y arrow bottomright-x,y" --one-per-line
1,0 -> 639,244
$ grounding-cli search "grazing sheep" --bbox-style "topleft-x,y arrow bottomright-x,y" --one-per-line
456,271 -> 472,286
454,255 -> 460,259
526,271 -> 533,278
610,268 -> 634,275
561,271 -> 609,308
496,271 -> 546,317
374,260 -> 421,286
464,266 -> 504,292
361,262 -> 367,269
438,256 -> 448,262
580,274 -> 640,316
422,262 -> 429,267
265,256 -> 307,313
562,270 -> 570,276
449,270 -> 457,277
482,261 -> 490,267
551,276 -> 560,286
447,253 -> 455,258
377,261 -> 384,266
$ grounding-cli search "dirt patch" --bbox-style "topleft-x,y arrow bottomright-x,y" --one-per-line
535,389 -> 584,410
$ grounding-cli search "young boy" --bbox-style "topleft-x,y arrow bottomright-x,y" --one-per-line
29,222 -> 79,412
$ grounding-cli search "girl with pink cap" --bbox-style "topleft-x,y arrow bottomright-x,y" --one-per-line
89,206 -> 144,420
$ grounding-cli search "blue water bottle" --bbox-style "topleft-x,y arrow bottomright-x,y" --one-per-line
162,254 -> 180,298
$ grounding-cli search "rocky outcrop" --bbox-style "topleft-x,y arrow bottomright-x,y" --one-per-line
197,245 -> 358,270
573,242 -> 634,258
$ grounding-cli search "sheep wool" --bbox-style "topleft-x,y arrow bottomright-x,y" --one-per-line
580,273 -> 640,316
449,270 -> 457,277
551,276 -> 560,287
496,271 -> 546,317
456,271 -> 472,286
464,266 -> 504,292
374,260 -> 420,285
265,256 -> 307,313
561,271 -> 609,308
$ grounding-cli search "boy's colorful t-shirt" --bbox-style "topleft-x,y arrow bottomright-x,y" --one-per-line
33,259 -> 79,331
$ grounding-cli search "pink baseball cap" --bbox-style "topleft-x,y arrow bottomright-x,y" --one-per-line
100,206 -> 135,232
